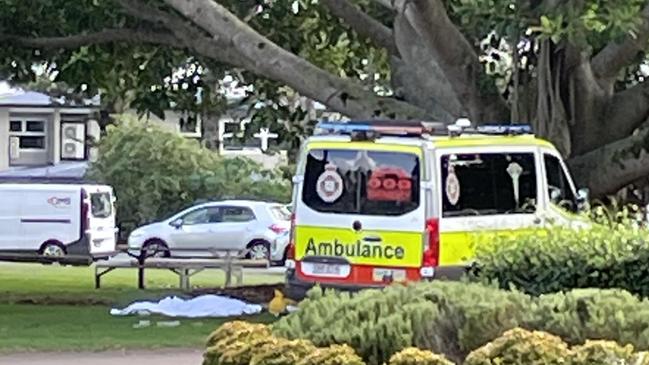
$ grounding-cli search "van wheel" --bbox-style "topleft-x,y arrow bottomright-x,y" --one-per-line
247,240 -> 270,260
141,240 -> 170,259
40,242 -> 66,258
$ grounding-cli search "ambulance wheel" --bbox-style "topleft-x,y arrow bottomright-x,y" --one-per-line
40,242 -> 66,258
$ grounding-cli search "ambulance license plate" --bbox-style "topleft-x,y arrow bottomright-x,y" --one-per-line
313,263 -> 341,275
302,262 -> 349,278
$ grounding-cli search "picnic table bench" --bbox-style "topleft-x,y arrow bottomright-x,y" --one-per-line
94,249 -> 269,290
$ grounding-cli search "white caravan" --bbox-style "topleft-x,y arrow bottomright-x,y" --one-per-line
0,183 -> 118,262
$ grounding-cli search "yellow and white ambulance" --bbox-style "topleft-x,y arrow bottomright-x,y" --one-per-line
284,119 -> 588,298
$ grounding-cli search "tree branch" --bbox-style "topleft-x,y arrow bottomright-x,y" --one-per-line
116,0 -> 246,66
568,122 -> 649,197
396,0 -> 508,121
320,0 -> 397,54
599,79 -> 649,144
162,0 -> 426,119
0,28 -> 177,49
591,4 -> 649,84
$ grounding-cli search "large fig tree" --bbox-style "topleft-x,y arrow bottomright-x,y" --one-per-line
2,0 -> 649,197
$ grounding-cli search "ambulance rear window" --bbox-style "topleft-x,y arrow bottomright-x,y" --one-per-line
302,149 -> 420,216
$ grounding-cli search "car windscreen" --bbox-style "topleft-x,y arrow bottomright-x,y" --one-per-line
440,152 -> 537,217
90,192 -> 112,219
269,205 -> 291,220
302,148 -> 420,216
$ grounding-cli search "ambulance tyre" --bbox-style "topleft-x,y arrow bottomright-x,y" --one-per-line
284,281 -> 309,301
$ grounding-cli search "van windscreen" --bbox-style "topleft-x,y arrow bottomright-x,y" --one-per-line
90,192 -> 112,218
440,152 -> 537,217
302,149 -> 420,216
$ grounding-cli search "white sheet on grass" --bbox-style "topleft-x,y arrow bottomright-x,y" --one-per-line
110,295 -> 263,318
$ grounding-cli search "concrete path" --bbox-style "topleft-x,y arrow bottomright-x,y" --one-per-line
0,349 -> 203,365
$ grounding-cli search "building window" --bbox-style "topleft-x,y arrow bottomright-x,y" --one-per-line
26,121 -> 45,132
19,136 -> 46,149
8,119 -> 48,151
9,121 -> 22,132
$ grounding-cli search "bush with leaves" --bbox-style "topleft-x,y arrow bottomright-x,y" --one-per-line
297,344 -> 365,365
471,205 -> 649,297
464,328 -> 570,365
388,348 -> 454,365
86,117 -> 291,236
529,288 -> 649,349
272,282 -> 533,364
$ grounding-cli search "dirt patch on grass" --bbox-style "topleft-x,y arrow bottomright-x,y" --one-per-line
191,284 -> 285,304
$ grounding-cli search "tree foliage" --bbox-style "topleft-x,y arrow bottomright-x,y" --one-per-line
4,0 -> 649,196
86,117 -> 290,235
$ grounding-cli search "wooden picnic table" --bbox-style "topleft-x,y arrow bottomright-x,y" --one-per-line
94,249 -> 269,290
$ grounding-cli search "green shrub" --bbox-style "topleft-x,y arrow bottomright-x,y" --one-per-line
206,321 -> 271,347
527,289 -> 649,349
207,337 -> 284,365
272,282 -> 533,364
249,339 -> 317,365
570,340 -> 634,365
297,344 -> 365,365
87,117 -> 290,236
471,206 -> 649,297
203,322 -> 274,365
463,328 -> 570,365
388,348 -> 454,365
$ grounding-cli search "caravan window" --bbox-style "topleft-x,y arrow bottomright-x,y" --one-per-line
90,192 -> 113,218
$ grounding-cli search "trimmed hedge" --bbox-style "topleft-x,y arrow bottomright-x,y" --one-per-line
465,328 -> 646,365
272,282 -> 532,364
389,348 -> 454,365
271,282 -> 649,365
203,322 -> 365,365
471,207 -> 649,297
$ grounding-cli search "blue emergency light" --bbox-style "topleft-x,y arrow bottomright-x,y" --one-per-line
314,120 -> 440,137
475,124 -> 533,135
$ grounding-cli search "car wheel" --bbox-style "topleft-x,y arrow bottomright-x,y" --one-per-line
40,242 -> 66,258
247,241 -> 270,260
141,240 -> 170,259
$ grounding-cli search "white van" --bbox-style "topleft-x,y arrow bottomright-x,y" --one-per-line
0,183 -> 118,262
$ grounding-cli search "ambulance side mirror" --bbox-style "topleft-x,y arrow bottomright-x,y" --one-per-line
576,188 -> 590,211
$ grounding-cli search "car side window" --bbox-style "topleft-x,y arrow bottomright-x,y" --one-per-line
221,206 -> 256,222
182,207 -> 222,225
543,154 -> 577,211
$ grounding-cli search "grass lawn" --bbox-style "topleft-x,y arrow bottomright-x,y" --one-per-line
0,263 -> 283,353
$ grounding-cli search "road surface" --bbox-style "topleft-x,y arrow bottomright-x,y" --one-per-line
0,349 -> 203,365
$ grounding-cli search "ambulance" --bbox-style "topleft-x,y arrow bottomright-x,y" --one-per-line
284,119 -> 589,298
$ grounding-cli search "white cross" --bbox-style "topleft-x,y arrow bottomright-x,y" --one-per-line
253,127 -> 278,152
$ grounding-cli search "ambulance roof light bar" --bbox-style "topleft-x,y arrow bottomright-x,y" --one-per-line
447,118 -> 534,137
314,120 -> 446,139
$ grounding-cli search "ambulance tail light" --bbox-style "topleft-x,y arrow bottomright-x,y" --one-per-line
421,218 -> 439,278
285,213 -> 296,269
